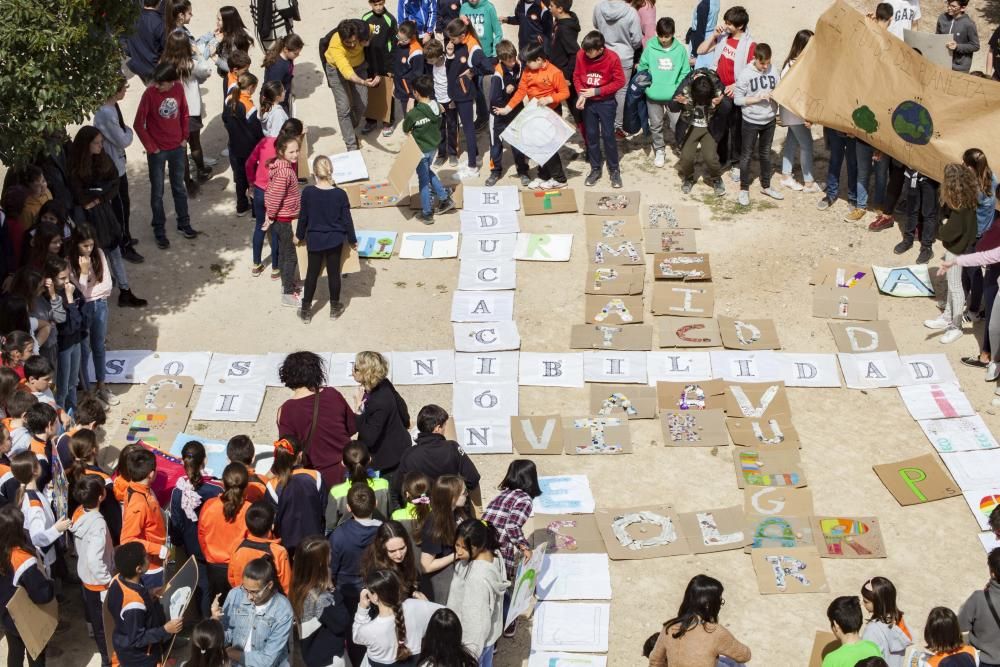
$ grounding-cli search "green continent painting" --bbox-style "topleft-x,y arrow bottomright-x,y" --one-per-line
852,106 -> 878,133
891,101 -> 933,145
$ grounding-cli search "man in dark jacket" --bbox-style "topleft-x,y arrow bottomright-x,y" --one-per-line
127,0 -> 166,83
391,404 -> 481,507
936,0 -> 980,72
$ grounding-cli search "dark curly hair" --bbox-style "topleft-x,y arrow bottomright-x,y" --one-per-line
278,351 -> 326,391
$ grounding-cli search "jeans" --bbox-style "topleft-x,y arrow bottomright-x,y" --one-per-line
479,644 -> 495,667
104,246 -> 129,291
585,98 -> 619,173
647,101 -> 680,151
739,119 -> 776,190
252,186 -> 279,268
824,128 -> 857,205
146,145 -> 190,240
325,62 -> 370,151
230,152 -> 250,212
273,223 -> 297,294
678,126 -> 722,181
781,123 -> 814,183
56,343 -> 81,411
302,244 -> 344,307
81,299 -> 108,387
417,150 -> 449,214
855,141 -> 875,209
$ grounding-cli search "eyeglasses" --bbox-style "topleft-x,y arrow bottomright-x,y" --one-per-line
242,582 -> 272,600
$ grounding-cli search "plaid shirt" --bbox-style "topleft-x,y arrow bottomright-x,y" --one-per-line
482,489 -> 533,578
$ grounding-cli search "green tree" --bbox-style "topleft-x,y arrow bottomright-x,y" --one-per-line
0,0 -> 138,169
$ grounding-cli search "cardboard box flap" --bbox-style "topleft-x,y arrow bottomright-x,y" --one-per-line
387,137 -> 423,192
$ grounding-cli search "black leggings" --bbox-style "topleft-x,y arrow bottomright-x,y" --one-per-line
6,631 -> 45,667
302,244 -> 344,307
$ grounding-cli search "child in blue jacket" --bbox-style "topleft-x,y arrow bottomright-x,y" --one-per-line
398,0 -> 436,42
486,40 -> 531,187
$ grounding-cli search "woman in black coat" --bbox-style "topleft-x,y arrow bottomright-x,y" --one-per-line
352,351 -> 411,487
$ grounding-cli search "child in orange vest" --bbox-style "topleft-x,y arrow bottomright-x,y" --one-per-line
227,434 -> 267,502
198,462 -> 251,605
0,504 -> 55,666
228,500 -> 291,593
120,448 -> 168,588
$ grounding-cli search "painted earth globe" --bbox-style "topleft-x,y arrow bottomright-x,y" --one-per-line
891,100 -> 933,145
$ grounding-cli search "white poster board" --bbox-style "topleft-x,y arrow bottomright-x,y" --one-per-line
500,104 -> 575,166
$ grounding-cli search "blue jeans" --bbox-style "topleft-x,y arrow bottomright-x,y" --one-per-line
855,141 -> 875,209
417,150 -> 449,215
781,124 -> 814,183
146,146 -> 190,240
872,154 -> 889,212
585,98 -> 620,173
252,186 -> 279,268
104,246 -> 129,291
56,343 -> 81,411
824,128 -> 857,205
81,299 -> 108,387
479,644 -> 494,667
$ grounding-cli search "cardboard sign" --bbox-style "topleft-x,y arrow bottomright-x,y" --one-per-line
459,233 -> 516,260
646,351 -> 713,384
569,324 -> 653,351
343,137 -> 423,208
838,352 -> 904,389
518,353 -> 585,387
651,283 -> 715,317
809,258 -> 876,287
718,317 -> 782,351
940,450 -> 1000,490
391,351 -> 456,385
454,351 -> 519,383
751,547 -> 829,594
654,253 -> 712,280
584,216 -> 643,242
564,417 -> 632,455
537,553 -> 612,601
458,259 -> 517,290
513,233 -> 573,261
460,209 -> 520,236
919,415 -> 1000,453
453,322 -> 521,352
727,415 -> 800,450
133,352 -> 212,384
734,450 -> 807,488
808,632 -> 841,667
644,228 -> 698,254
873,265 -> 935,297
364,76 -> 393,123
160,555 -> 198,663
898,382 -> 975,420
521,188 -> 578,215
452,419 -> 513,454
294,242 -> 360,278
963,488 -> 1000,531
776,353 -> 843,388
191,386 -> 265,422
499,103 -> 574,166
744,486 -> 815,516
873,453 -> 961,505
297,128 -> 311,179
89,349 -> 153,384
398,232 -> 460,259
585,295 -> 644,325
529,513 -> 606,553
533,476 -> 595,515
589,385 -> 657,420
583,351 -> 648,384
904,28 -> 953,69
745,513 -> 814,550
451,291 -> 515,322
595,506 -> 690,559
710,351 -> 781,383
656,379 -> 728,411
724,382 -> 791,419
813,285 -> 878,321
898,354 -> 958,386
511,415 -> 565,455
203,355 -> 271,387
6,587 -> 58,660
811,516 -> 887,558
505,542 -> 546,630
658,317 -> 722,348
463,186 -> 520,212
531,602 -> 610,654
329,150 -> 369,184
452,382 -> 519,421
584,265 -> 645,295
123,408 -> 192,450
354,230 -> 399,258
646,203 -> 701,229
584,191 -> 641,216
676,506 -> 749,554
141,375 -> 196,410
590,239 -> 645,265
829,321 -> 898,352
659,409 -> 728,447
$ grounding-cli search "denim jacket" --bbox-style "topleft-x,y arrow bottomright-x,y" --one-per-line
222,588 -> 294,667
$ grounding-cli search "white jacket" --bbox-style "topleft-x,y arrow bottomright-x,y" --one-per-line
181,54 -> 214,118
70,509 -> 114,590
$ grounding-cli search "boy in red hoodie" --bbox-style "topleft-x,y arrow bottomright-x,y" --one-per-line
495,43 -> 570,188
574,31 -> 625,188
133,62 -> 199,250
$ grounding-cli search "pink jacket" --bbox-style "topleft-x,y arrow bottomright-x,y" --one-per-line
957,246 -> 1000,267
264,159 -> 300,222
245,137 -> 276,191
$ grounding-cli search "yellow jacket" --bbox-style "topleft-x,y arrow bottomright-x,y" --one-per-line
324,33 -> 365,80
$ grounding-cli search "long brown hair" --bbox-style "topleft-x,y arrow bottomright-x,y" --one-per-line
366,569 -> 412,660
343,441 -> 371,486
262,33 -> 303,68
227,72 -> 258,114
69,126 -> 116,187
362,520 -> 419,593
68,222 -> 105,284
11,450 -> 38,507
400,472 -> 432,537
68,428 -> 99,488
0,504 -> 34,574
941,162 -> 980,211
160,29 -> 196,80
271,436 -> 305,493
289,535 -> 331,618
783,29 -> 813,71
216,5 -> 254,56
427,475 -> 468,548
964,147 -> 994,196
181,440 -> 206,489
259,80 -> 284,116
861,576 -> 903,626
221,462 -> 248,522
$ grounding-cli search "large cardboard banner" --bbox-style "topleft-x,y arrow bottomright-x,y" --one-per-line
773,1 -> 1000,185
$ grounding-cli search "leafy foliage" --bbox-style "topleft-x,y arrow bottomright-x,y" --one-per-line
0,0 -> 138,169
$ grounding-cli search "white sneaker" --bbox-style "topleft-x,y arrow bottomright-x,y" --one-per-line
653,150 -> 665,168
737,190 -> 750,206
281,293 -> 302,308
801,182 -> 822,194
992,396 -> 1000,408
781,177 -> 803,191
986,362 -> 1000,382
923,317 -> 950,330
98,387 -> 120,406
940,328 -> 963,344
540,179 -> 566,189
761,187 -> 785,200
527,178 -> 545,190
458,166 -> 479,181
730,167 -> 740,182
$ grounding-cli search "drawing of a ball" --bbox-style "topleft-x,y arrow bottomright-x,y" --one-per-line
891,100 -> 933,145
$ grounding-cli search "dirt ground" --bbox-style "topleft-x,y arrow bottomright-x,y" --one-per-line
6,0 -> 1000,664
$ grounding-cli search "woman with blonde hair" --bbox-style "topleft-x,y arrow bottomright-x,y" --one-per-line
354,351 -> 412,485
296,155 -> 358,323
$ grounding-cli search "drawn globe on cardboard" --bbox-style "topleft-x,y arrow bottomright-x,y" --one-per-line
891,100 -> 933,145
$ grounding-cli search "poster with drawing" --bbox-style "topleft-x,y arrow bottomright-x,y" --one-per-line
141,375 -> 196,410
123,408 -> 192,450
962,488 -> 1000,531
829,321 -> 898,353
727,415 -> 800,450
811,516 -> 887,558
813,285 -> 878,321
718,317 -> 781,351
651,283 -> 715,317
897,382 -> 975,420
658,317 -> 722,348
656,380 -> 728,411
529,653 -> 607,667
659,409 -> 728,447
734,450 -> 807,488
511,415 -> 565,455
532,475 -> 596,515
676,506 -> 749,554
919,416 -> 1000,453
873,265 -> 934,297
584,265 -> 645,295
328,150 -> 369,183
529,514 -> 606,553
940,450 -> 1000,491
724,382 -> 791,420
646,203 -> 701,229
644,228 -> 698,254
564,417 -> 632,455
744,486 -> 815,517
751,547 -> 829,595
570,324 -> 653,351
809,258 -> 876,287
584,191 -> 641,216
536,553 -> 612,600
355,230 -> 397,258
589,385 -> 657,420
744,513 -> 814,551
585,295 -> 644,325
521,188 -> 578,215
500,104 -> 575,166
596,505 -> 690,559
591,239 -> 645,265
873,453 -> 961,505
513,233 -> 573,261
584,216 -> 642,242
160,556 -> 198,623
504,542 -> 546,629
398,233 -> 460,259
531,602 -> 610,653
654,253 -> 712,281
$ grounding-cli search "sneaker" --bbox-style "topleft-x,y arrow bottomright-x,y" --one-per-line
361,120 -> 379,134
961,356 -> 990,369
712,179 -> 726,197
503,619 -> 518,638
382,124 -> 394,137
729,166 -> 740,183
843,208 -> 867,222
435,198 -> 456,215
434,155 -> 446,167
448,156 -> 459,167
614,128 -> 627,140
298,307 -> 312,323
653,150 -> 665,168
781,177 -> 803,191
121,246 -> 144,264
251,263 -> 265,276
281,293 -> 301,308
738,190 -> 750,206
923,317 -> 950,330
98,387 -> 120,406
117,289 -> 147,308
761,187 -> 785,201
816,196 -> 834,210
585,170 -> 601,186
156,236 -> 170,249
893,239 -> 914,255
458,165 -> 479,181
916,246 -> 934,264
196,167 -> 213,182
330,302 -> 346,319
610,171 -> 623,189
940,327 -> 963,344
868,214 -> 894,232
416,211 -> 435,225
271,268 -> 281,280
987,361 -> 1000,382
519,174 -> 532,187
527,178 -> 545,190
801,182 -> 822,194
541,179 -> 567,189
202,156 -> 218,167
178,226 -> 199,239
485,173 -> 500,187
681,178 -> 695,194
236,207 -> 251,218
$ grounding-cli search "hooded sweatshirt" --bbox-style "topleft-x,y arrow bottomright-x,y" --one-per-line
592,0 -> 644,66
959,578 -> 1000,664
446,555 -> 509,657
936,12 -> 980,72
70,507 -> 114,592
638,36 -> 692,102
862,619 -> 912,667
264,158 -> 301,222
461,0 -> 503,58
549,13 -> 581,81
403,100 -> 444,153
506,61 -> 570,110
573,47 -> 626,102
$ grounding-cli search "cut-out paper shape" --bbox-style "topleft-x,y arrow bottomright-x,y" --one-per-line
644,227 -> 698,254
744,514 -> 814,550
645,351 -> 713,385
659,409 -> 728,447
710,351 -> 782,383
528,653 -> 606,667
521,188 -> 578,215
590,239 -> 644,265
658,316 -> 722,348
505,542 -> 546,630
537,553 -> 612,600
676,506 -> 748,554
584,216 -> 642,242
583,351 -> 647,384
564,417 -> 632,455
813,285 -> 878,321
459,209 -> 520,235
458,233 -> 517,260
452,382 -> 519,421
500,104 -> 574,166
462,185 -> 520,212
123,408 -> 191,449
453,352 -> 519,383
530,514 -> 605,553
727,415 -> 800,450
653,253 -> 712,281
585,295 -> 643,325
718,317 -> 781,350
398,232 -> 460,259
192,386 -> 266,422
829,321 -> 898,353
450,291 -> 515,322
511,415 -> 565,455
133,352 -> 212,385
775,353 -> 842,388
941,450 -> 1000,491
87,349 -> 153,384
656,379 -> 727,411
533,476 -> 596,515
873,453 -> 961,505
596,505 -> 690,559
390,351 -> 456,385
897,382 -> 975,420
838,352 -> 904,389
744,486 -> 814,516
811,516 -> 887,559
355,230 -> 397,258
452,419 -> 512,454
897,354 -> 958,386
584,265 -> 644,295
453,322 -> 521,352
584,191 -> 641,216
734,450 -> 807,488
141,375 -> 196,410
328,150 -> 369,183
513,233 -> 573,261
589,385 -> 657,420
569,324 -> 653,351
808,631 -> 841,667
873,265 -> 934,297
810,258 -> 876,288
651,283 -> 715,317
751,547 -> 829,595
646,203 -> 700,229
724,382 -> 791,419
518,352 -> 584,387
531,602 -> 610,654
919,416 -> 1000,453
458,259 -> 516,291
204,354 -> 270,387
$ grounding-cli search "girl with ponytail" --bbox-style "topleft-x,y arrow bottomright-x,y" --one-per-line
446,519 -> 508,664
183,618 -> 231,667
198,462 -> 251,604
222,554 -> 294,666
13,450 -> 69,573
262,34 -> 303,113
221,71 -> 262,217
327,441 -> 389,528
266,435 -> 326,556
66,428 -> 121,542
355,568 -> 443,666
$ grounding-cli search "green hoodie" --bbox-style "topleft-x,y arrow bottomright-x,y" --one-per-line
460,0 -> 502,57
637,36 -> 692,103
403,100 -> 443,153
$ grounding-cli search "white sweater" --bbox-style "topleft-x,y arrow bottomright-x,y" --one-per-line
352,598 -> 442,663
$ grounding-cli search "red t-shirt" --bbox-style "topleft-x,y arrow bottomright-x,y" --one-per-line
716,36 -> 756,87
